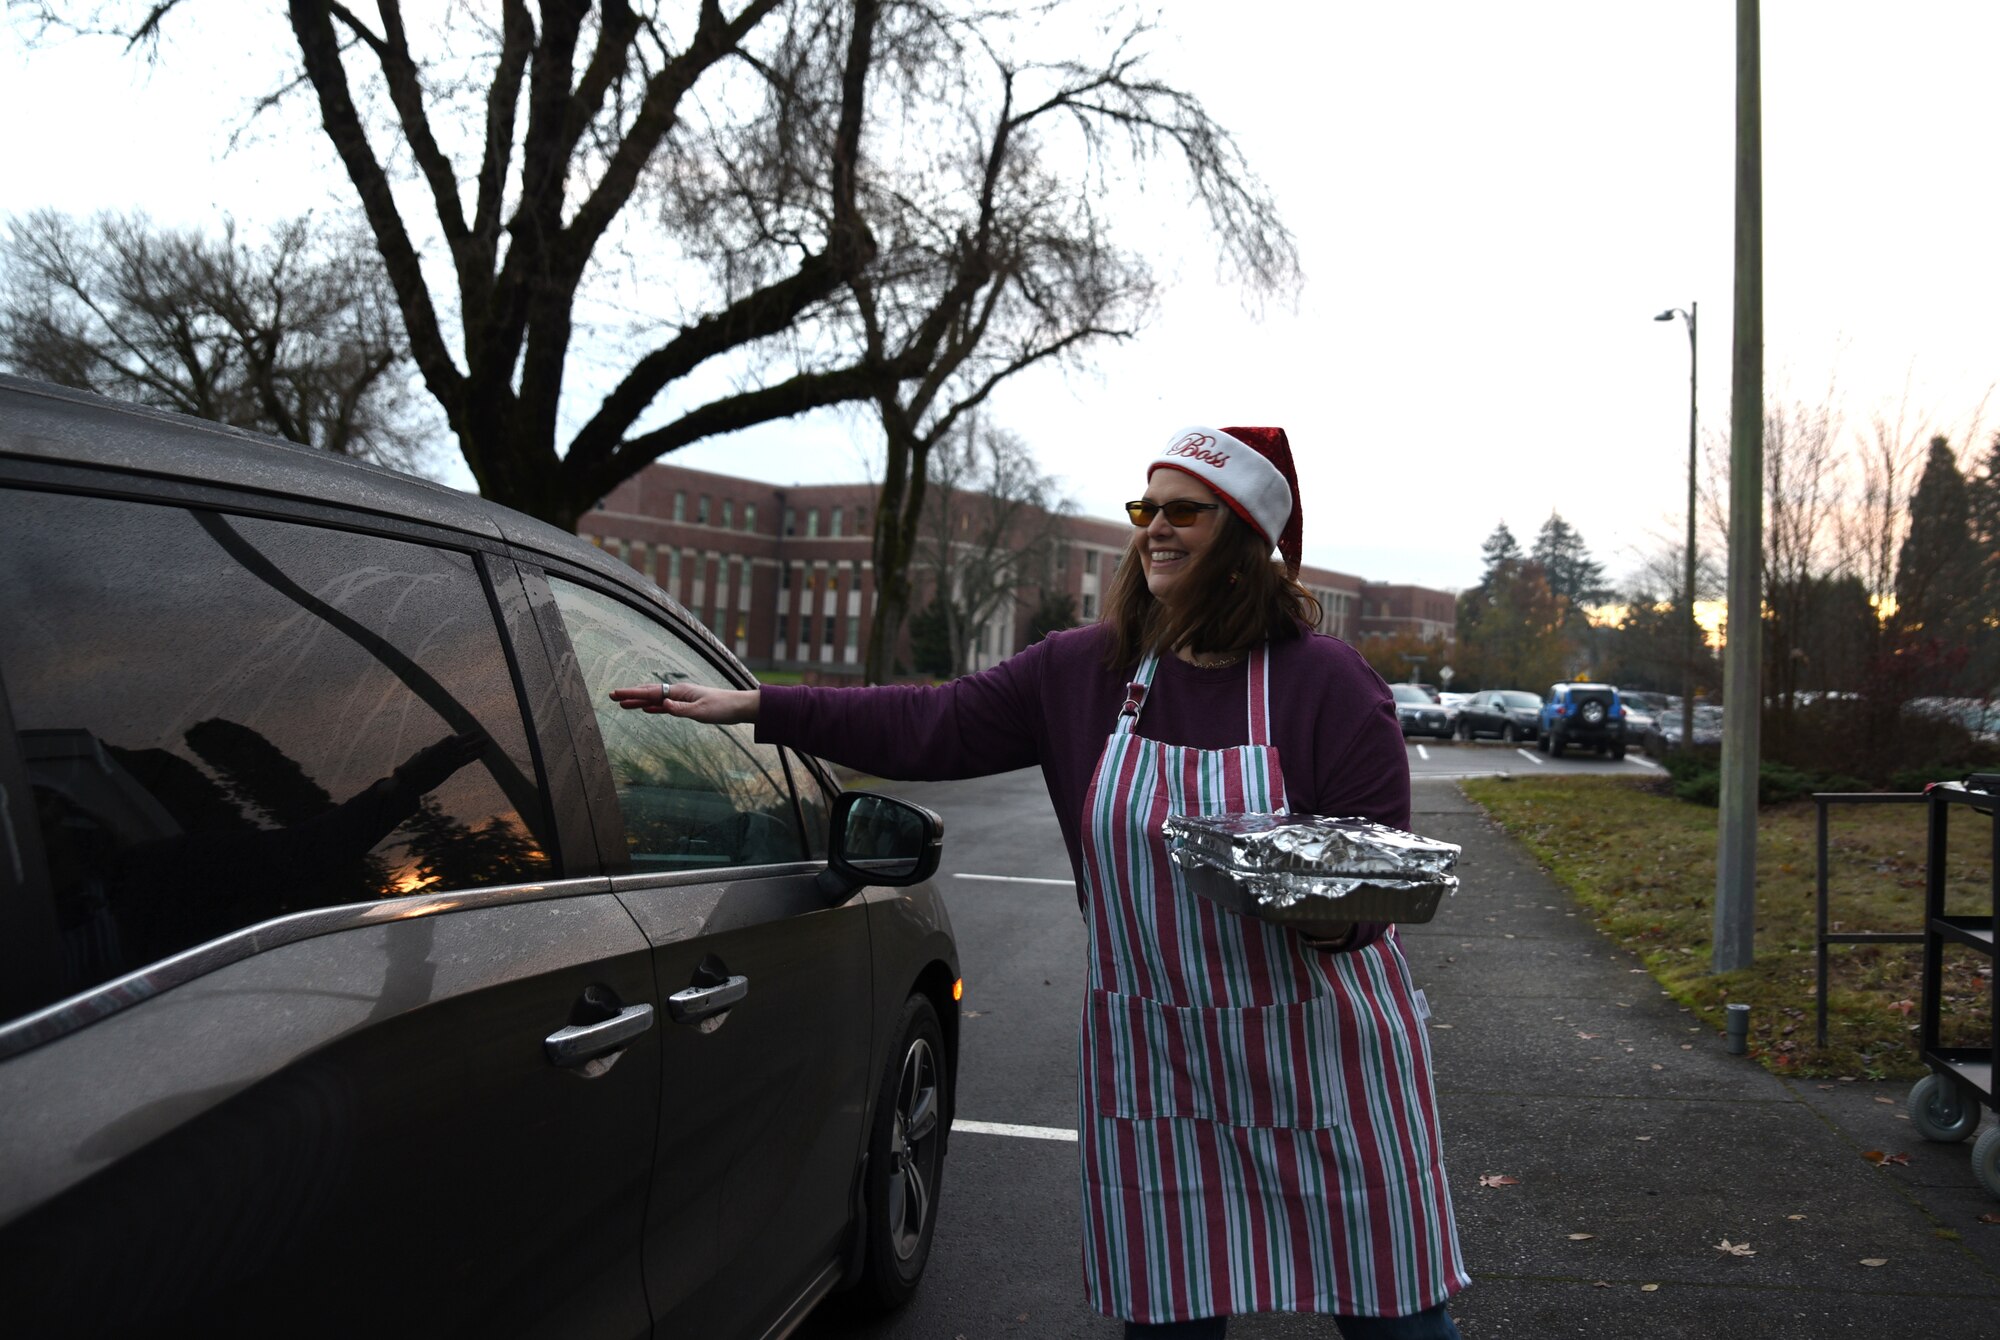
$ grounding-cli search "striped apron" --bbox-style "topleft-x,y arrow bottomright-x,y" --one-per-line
1076,648 -> 1468,1322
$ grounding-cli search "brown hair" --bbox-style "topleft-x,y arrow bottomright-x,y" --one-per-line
1101,508 -> 1325,670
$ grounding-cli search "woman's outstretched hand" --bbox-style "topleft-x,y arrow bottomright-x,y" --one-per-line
607,682 -> 760,724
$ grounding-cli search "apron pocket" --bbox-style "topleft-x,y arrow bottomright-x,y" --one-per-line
1086,987 -> 1347,1129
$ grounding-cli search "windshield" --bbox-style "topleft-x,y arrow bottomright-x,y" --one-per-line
1499,691 -> 1542,710
1390,684 -> 1431,705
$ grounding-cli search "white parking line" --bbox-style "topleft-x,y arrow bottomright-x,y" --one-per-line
1626,755 -> 1664,770
954,1119 -> 1078,1142
954,873 -> 1075,886
1515,748 -> 1546,766
1415,744 -> 1431,761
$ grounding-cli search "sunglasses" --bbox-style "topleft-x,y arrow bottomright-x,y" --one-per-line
1125,499 -> 1220,528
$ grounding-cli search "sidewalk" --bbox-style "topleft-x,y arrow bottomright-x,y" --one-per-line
1299,779 -> 2000,1340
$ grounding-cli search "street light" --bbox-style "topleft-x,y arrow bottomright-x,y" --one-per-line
1655,303 -> 1698,753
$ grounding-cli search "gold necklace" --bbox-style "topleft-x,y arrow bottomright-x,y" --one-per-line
1187,649 -> 1245,669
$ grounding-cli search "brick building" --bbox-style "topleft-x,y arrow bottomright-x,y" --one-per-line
582,460 -> 1451,678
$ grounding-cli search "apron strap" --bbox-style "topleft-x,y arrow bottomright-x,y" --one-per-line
1246,645 -> 1272,747
1116,652 -> 1163,733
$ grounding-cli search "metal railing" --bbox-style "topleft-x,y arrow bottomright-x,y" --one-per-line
1813,792 -> 1927,1049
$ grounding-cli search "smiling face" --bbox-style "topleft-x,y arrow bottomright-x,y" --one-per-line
1139,468 -> 1227,604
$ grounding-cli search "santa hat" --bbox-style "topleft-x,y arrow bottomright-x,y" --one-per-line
1148,425 -> 1303,575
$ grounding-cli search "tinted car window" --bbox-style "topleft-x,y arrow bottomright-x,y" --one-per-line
548,578 -> 805,872
788,750 -> 832,859
1390,684 -> 1430,705
0,490 -> 550,1018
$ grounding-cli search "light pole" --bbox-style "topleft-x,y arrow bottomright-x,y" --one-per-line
1655,303 -> 1698,753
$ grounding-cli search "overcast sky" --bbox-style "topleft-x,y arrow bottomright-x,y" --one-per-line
6,3 -> 1997,592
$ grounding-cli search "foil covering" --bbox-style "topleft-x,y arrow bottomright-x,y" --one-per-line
1163,812 -> 1460,927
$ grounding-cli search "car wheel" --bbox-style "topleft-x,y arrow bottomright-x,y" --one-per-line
1550,730 -> 1567,758
1579,701 -> 1607,727
1504,723 -> 1519,744
1611,741 -> 1627,760
1536,732 -> 1550,753
856,993 -> 948,1312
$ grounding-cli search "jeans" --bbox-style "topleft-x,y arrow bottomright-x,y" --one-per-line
1124,1302 -> 1462,1340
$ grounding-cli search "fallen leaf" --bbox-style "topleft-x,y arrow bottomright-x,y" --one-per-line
1874,1096 -> 1897,1105
1817,1084 -> 1835,1091
1576,1031 -> 1600,1040
1568,1232 -> 1595,1241
1680,1043 -> 1693,1050
1479,1174 -> 1521,1188
1787,1214 -> 1807,1221
1635,1135 -> 1653,1141
1859,1258 -> 1887,1267
1714,1239 -> 1757,1257
1977,1213 -> 2000,1225
1593,1280 -> 1611,1288
1640,1283 -> 1660,1292
1651,1063 -> 1665,1071
1862,1150 -> 1886,1164
1880,1153 -> 1911,1167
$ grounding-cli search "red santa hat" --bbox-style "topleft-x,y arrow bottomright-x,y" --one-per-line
1148,425 -> 1303,576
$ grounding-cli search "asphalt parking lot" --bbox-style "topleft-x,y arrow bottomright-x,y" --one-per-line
1402,734 -> 1668,782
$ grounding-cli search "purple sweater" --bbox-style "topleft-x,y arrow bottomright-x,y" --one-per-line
757,623 -> 1411,948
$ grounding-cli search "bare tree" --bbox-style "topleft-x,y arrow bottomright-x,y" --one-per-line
657,5 -> 1295,679
1,209 -> 434,470
31,0 -> 898,529
916,418 -> 1074,676
1760,391 -> 1846,740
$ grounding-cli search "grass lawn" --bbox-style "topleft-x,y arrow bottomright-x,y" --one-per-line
1460,774 -> 1995,1080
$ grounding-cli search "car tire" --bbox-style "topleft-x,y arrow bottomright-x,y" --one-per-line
855,993 -> 949,1312
1536,732 -> 1550,753
1504,723 -> 1519,743
1550,730 -> 1567,758
1611,742 -> 1627,760
1579,701 -> 1607,728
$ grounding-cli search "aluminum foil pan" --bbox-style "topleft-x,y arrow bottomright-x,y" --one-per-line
1164,812 -> 1460,931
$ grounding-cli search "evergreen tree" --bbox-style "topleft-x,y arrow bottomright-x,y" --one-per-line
1531,512 -> 1611,610
1894,436 -> 1977,654
1965,434 -> 2000,693
1480,522 -> 1524,582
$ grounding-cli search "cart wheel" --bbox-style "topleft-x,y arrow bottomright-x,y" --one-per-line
1908,1073 -> 1981,1143
1973,1123 -> 2000,1200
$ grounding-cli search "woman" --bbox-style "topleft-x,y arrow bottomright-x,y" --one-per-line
613,426 -> 1468,1338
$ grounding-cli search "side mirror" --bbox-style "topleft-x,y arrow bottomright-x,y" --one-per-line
816,791 -> 944,900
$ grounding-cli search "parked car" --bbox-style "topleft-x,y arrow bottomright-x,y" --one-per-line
1907,697 -> 2000,746
1643,703 -> 1726,754
1455,689 -> 1544,742
0,375 -> 962,1337
1537,682 -> 1629,759
1391,683 -> 1453,739
1620,690 -> 1676,717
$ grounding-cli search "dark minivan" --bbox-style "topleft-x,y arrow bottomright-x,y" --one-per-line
0,376 -> 960,1338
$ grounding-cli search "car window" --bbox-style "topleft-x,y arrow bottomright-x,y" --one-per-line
547,578 -> 806,873
1390,684 -> 1429,705
0,489 -> 550,1019
1500,692 -> 1542,710
787,750 -> 833,860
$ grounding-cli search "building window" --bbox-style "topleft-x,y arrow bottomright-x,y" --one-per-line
697,495 -> 711,525
784,507 -> 796,536
1082,593 -> 1097,619
846,616 -> 859,652
744,503 -> 757,533
830,506 -> 843,537
806,509 -> 820,538
777,615 -> 790,641
722,499 -> 734,529
673,491 -> 686,522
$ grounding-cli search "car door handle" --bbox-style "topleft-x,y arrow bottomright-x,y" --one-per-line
668,975 -> 749,1024
545,1003 -> 656,1068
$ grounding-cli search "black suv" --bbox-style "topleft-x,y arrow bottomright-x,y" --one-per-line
0,376 -> 961,1337
1537,682 -> 1628,759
